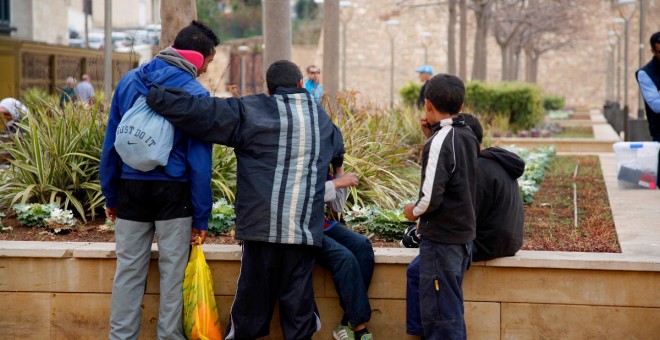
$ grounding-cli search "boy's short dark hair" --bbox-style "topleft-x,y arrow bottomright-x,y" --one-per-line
172,20 -> 220,58
461,113 -> 483,144
650,31 -> 660,48
266,60 -> 304,93
425,74 -> 465,115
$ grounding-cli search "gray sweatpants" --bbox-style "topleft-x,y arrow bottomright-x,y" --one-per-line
109,217 -> 192,340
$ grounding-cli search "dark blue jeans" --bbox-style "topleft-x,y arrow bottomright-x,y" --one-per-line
408,240 -> 472,340
317,225 -> 375,327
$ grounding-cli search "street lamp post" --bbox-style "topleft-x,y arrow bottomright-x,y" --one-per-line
386,20 -> 399,110
606,45 -> 614,102
637,0 -> 646,120
609,26 -> 623,105
238,45 -> 250,96
617,0 -> 636,140
339,1 -> 354,92
421,32 -> 432,65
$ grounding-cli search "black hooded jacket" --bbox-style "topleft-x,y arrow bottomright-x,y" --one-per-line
473,147 -> 525,262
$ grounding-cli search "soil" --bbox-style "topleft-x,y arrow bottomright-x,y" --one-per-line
0,155 -> 618,252
0,214 -> 400,247
522,155 -> 620,253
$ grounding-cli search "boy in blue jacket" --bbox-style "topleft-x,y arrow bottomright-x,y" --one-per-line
99,21 -> 218,340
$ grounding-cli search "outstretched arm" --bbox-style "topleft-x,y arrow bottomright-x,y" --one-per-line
146,84 -> 242,146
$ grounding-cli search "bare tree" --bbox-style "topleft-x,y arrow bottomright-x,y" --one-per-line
519,0 -> 583,83
459,0 -> 467,80
492,0 -> 526,81
469,0 -> 495,81
160,0 -> 197,49
447,0 -> 457,75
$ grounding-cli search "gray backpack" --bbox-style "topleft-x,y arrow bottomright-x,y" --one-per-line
114,96 -> 174,172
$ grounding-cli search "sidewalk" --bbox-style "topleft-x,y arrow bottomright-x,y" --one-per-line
600,152 -> 660,257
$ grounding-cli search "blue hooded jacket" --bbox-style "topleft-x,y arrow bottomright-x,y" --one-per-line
99,58 -> 213,230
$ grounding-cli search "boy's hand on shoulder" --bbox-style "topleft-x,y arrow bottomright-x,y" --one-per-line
403,202 -> 417,221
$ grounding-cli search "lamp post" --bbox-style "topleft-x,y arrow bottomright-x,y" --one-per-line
339,1 -> 354,91
386,19 -> 399,109
606,45 -> 614,102
617,0 -> 636,140
637,0 -> 646,120
609,26 -> 623,105
420,32 -> 432,65
238,45 -> 250,96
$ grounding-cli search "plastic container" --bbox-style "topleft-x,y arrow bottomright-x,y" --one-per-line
612,142 -> 660,189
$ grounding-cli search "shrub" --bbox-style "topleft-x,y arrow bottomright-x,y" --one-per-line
331,105 -> 421,210
343,204 -> 413,241
399,81 -> 422,108
503,145 -> 556,204
465,81 -> 544,131
543,95 -> 565,111
0,95 -> 106,221
13,203 -> 59,228
207,198 -> 235,236
211,145 -> 237,203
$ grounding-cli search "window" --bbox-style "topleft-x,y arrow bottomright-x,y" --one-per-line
0,0 -> 13,34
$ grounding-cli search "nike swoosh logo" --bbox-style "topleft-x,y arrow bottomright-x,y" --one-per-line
127,141 -> 137,145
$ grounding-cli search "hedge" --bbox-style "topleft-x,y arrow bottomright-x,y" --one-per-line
465,81 -> 544,130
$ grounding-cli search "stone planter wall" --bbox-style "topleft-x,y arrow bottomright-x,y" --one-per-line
1,242 -> 659,339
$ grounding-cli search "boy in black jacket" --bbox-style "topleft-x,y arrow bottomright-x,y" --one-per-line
146,60 -> 345,340
405,114 -> 526,338
402,74 -> 479,340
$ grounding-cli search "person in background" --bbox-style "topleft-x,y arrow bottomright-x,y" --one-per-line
305,64 -> 324,102
0,97 -> 28,134
636,31 -> 660,142
59,77 -> 76,109
416,65 -> 433,109
405,113 -> 525,338
402,73 -> 479,340
75,74 -> 95,104
321,168 -> 375,340
100,20 -> 218,340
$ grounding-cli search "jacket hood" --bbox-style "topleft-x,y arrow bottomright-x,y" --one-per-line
133,51 -> 196,97
480,147 -> 525,179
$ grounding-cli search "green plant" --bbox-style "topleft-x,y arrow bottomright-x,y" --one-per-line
0,94 -> 106,220
504,145 -> 556,204
344,204 -> 412,241
399,81 -> 422,108
211,145 -> 237,203
465,81 -> 544,130
13,203 -> 59,228
207,198 -> 235,236
0,212 -> 5,231
543,95 -> 565,111
45,208 -> 79,234
331,107 -> 421,210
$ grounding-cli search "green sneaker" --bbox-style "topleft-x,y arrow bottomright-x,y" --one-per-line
333,324 -> 355,340
359,333 -> 373,340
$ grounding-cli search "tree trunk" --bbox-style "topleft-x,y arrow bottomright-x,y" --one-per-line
160,0 -> 197,49
447,0 -> 457,75
459,0 -> 467,80
524,45 -> 533,82
500,44 -> 508,81
471,1 -> 492,81
511,50 -> 520,81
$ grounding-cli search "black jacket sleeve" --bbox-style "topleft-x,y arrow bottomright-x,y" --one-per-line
147,84 -> 241,146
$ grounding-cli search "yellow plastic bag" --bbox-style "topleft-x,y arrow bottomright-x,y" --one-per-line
182,240 -> 222,340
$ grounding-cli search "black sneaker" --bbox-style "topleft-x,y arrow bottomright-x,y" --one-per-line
400,223 -> 420,248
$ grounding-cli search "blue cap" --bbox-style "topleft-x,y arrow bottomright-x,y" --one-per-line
416,65 -> 433,75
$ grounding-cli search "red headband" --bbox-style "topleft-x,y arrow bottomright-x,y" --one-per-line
171,47 -> 204,71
